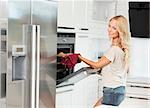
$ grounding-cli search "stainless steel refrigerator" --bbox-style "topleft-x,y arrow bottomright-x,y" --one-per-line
7,0 -> 57,108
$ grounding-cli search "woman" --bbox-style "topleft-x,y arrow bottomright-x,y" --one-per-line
59,15 -> 130,107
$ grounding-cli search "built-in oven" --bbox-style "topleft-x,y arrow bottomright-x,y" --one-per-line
0,21 -> 7,98
57,33 -> 75,84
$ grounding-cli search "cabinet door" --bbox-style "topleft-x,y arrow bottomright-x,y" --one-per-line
56,91 -> 73,108
56,86 -> 74,108
74,0 -> 89,32
74,33 -> 90,71
58,0 -> 75,28
0,1 -> 8,19
119,97 -> 150,108
73,75 -> 99,108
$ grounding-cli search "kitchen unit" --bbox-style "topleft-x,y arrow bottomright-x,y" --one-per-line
56,67 -> 101,108
56,73 -> 150,108
6,0 -> 57,108
57,0 -> 90,33
0,19 -> 7,98
57,0 -> 75,32
0,0 -> 8,99
57,33 -> 75,84
57,0 -> 117,70
118,77 -> 150,108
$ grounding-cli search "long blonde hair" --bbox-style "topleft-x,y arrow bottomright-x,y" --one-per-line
110,15 -> 131,65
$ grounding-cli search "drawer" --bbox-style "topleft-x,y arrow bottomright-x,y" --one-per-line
126,85 -> 150,98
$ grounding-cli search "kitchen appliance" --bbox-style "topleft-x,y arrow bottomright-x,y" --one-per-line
57,33 -> 75,84
129,2 -> 150,38
0,20 -> 7,98
6,0 -> 57,108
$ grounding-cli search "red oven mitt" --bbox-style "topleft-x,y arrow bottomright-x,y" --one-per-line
61,53 -> 81,69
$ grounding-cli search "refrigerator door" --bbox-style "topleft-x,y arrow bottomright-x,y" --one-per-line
32,1 -> 57,108
7,0 -> 57,108
7,1 -> 31,108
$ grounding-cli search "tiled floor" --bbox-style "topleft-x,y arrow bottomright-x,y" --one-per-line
0,98 -> 6,108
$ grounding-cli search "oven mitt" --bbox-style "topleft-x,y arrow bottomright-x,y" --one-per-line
61,53 -> 81,69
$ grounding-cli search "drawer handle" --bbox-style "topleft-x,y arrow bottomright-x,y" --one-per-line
128,96 -> 149,100
130,85 -> 150,88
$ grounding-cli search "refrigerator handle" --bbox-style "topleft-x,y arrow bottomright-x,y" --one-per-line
36,25 -> 40,108
30,25 -> 40,108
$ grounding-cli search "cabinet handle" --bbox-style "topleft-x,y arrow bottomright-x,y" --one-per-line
127,96 -> 149,100
57,89 -> 73,94
57,84 -> 74,88
130,85 -> 150,88
80,28 -> 89,31
58,26 -> 75,29
78,35 -> 88,38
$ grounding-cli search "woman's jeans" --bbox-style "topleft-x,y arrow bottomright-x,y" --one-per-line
101,86 -> 125,106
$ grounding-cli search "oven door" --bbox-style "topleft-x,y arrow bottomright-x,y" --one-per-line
57,44 -> 74,84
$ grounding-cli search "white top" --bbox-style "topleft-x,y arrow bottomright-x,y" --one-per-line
101,46 -> 127,88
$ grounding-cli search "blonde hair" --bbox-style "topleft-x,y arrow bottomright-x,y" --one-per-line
110,15 -> 131,65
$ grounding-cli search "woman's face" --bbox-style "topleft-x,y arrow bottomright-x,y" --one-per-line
108,19 -> 119,39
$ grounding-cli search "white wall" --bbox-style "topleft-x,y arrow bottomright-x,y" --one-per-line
130,38 -> 150,78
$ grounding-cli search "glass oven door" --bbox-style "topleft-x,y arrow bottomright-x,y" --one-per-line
57,44 -> 74,84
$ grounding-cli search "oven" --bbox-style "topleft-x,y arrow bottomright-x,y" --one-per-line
57,33 -> 75,84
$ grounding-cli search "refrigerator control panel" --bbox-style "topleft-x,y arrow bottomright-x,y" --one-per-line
12,45 -> 26,56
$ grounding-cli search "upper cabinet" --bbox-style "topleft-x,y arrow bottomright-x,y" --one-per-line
0,0 -> 8,19
57,0 -> 117,38
89,0 -> 117,39
91,0 -> 116,24
57,0 -> 75,32
57,0 -> 90,33
74,0 -> 90,33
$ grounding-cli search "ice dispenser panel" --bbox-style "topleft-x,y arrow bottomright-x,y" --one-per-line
12,45 -> 26,80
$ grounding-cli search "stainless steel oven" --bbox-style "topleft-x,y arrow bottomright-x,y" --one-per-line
57,33 -> 75,84
0,21 -> 7,98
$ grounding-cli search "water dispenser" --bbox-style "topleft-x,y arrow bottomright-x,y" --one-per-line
12,45 -> 26,81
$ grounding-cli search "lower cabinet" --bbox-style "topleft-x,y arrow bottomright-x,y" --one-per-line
56,74 -> 101,108
56,85 -> 74,108
119,97 -> 150,108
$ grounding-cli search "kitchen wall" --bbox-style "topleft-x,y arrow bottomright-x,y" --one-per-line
95,0 -> 150,78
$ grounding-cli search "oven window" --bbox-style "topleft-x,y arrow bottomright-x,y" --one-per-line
1,29 -> 7,35
57,44 -> 74,84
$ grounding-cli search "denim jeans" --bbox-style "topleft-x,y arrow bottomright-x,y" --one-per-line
101,86 -> 125,106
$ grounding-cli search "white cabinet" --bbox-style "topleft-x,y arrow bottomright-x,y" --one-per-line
74,33 -> 90,71
73,75 -> 100,108
89,0 -> 116,39
119,80 -> 150,108
119,97 -> 150,108
56,85 -> 74,108
57,0 -> 75,29
0,1 -> 8,19
56,75 -> 101,108
57,0 -> 90,33
74,0 -> 90,32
